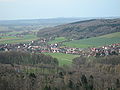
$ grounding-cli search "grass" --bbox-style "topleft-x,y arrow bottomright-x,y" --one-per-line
43,52 -> 79,66
0,34 -> 39,44
6,31 -> 23,35
48,37 -> 66,44
63,32 -> 120,48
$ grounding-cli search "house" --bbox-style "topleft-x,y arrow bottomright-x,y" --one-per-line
41,50 -> 49,53
66,48 -> 77,54
51,47 -> 60,53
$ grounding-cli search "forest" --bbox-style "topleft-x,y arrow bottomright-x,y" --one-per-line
0,51 -> 120,90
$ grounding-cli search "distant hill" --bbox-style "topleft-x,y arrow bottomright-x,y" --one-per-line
0,18 -> 90,32
37,18 -> 120,40
63,32 -> 120,48
0,18 -> 88,26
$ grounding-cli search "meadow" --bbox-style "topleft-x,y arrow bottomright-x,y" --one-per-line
63,32 -> 120,48
48,37 -> 66,44
0,31 -> 39,44
43,52 -> 79,66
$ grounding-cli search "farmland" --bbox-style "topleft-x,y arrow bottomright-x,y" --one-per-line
0,31 -> 39,44
43,52 -> 79,66
63,32 -> 120,48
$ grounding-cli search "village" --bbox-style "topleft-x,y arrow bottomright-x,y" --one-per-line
0,38 -> 120,57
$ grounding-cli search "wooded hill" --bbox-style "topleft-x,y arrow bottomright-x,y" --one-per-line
37,19 -> 120,40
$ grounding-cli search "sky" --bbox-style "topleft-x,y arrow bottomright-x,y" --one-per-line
0,0 -> 120,20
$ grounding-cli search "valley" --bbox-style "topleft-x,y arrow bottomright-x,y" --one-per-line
0,18 -> 120,90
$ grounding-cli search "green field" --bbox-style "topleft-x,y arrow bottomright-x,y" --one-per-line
43,52 -> 79,66
6,31 -> 24,35
0,34 -> 39,44
48,37 -> 66,44
63,32 -> 120,48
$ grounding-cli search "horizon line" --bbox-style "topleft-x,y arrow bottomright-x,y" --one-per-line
0,16 -> 120,21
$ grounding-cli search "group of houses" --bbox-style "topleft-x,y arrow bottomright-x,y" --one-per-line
87,43 -> 120,57
49,43 -> 83,54
48,43 -> 120,57
0,41 -> 83,55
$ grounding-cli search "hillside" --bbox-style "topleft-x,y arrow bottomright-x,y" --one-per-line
37,19 -> 120,39
63,32 -> 120,48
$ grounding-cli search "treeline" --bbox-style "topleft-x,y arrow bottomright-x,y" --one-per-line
72,55 -> 120,90
73,55 -> 120,66
94,55 -> 120,65
0,51 -> 58,66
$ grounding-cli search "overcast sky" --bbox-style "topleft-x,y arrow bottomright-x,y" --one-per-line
0,0 -> 120,20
